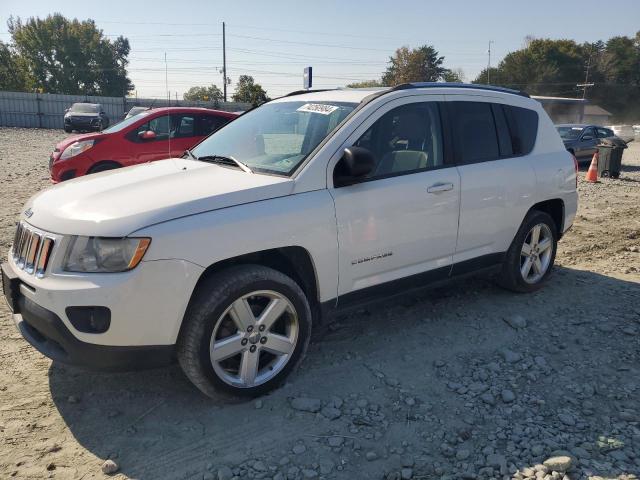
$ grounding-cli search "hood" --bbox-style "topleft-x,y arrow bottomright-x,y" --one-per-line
54,132 -> 108,152
23,159 -> 294,236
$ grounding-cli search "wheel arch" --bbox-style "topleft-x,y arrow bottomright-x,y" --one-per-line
88,160 -> 122,173
185,246 -> 321,324
527,198 -> 565,239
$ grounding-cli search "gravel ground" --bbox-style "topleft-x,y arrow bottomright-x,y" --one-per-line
0,127 -> 639,480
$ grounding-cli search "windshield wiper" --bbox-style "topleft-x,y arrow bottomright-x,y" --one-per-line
197,155 -> 253,173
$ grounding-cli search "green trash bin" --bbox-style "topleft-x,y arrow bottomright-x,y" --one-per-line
597,138 -> 627,178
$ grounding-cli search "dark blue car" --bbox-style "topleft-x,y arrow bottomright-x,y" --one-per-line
556,124 -> 616,162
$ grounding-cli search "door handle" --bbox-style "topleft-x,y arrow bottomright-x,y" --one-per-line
427,182 -> 454,193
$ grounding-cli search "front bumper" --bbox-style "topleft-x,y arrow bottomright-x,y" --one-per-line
2,254 -> 204,370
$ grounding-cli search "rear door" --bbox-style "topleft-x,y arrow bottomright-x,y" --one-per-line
447,97 -> 537,269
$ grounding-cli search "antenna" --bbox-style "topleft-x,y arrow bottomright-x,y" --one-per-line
165,52 -> 171,158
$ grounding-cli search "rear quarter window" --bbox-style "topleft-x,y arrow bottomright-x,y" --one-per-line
503,105 -> 538,155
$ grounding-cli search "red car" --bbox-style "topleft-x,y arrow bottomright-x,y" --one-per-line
49,107 -> 238,182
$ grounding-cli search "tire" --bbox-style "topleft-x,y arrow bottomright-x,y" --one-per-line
64,126 -> 72,133
88,161 -> 121,175
497,210 -> 558,293
177,265 -> 312,399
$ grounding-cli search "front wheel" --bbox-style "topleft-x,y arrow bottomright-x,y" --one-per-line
177,265 -> 312,399
498,210 -> 558,293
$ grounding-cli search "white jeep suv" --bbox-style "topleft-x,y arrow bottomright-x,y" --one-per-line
2,83 -> 577,398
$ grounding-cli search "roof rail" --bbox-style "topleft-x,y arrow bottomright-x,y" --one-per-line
392,82 -> 530,98
285,88 -> 337,97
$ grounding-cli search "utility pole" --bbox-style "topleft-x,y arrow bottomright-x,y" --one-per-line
164,52 -> 169,103
578,51 -> 594,99
222,21 -> 227,102
487,40 -> 494,84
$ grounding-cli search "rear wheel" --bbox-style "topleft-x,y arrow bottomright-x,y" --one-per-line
177,265 -> 312,399
498,210 -> 558,293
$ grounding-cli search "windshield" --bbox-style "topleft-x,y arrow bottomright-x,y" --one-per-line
102,110 -> 154,134
556,126 -> 583,140
70,103 -> 100,113
190,100 -> 357,175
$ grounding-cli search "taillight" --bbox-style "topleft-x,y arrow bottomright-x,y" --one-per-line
572,154 -> 578,188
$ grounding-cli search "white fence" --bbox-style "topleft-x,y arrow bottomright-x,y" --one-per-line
0,91 -> 250,129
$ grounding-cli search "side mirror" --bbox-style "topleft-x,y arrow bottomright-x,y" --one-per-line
334,147 -> 375,187
582,135 -> 593,141
138,130 -> 156,140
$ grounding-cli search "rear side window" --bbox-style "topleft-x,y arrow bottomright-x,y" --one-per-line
449,102 -> 500,164
198,115 -> 229,136
503,105 -> 538,155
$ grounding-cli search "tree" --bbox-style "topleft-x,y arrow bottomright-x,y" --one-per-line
232,75 -> 269,105
183,84 -> 223,102
0,41 -> 30,91
442,68 -> 465,83
381,45 -> 448,86
7,14 -> 133,95
346,79 -> 383,88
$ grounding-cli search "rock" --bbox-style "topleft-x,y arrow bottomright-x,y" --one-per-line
531,445 -> 545,456
217,466 -> 233,480
279,456 -> 290,466
68,395 -> 79,404
557,413 -> 576,426
290,397 -> 322,413
456,448 -> 471,460
501,389 -> 516,403
505,315 -> 528,329
481,393 -> 496,406
254,399 -> 263,409
321,406 -> 342,420
401,467 -> 413,479
319,459 -> 334,474
618,410 -> 638,422
543,456 -> 572,472
501,349 -> 522,363
292,444 -> 306,455
434,360 -> 446,368
302,469 -> 318,478
101,459 -> 119,475
486,453 -> 506,468
328,436 -> 344,448
365,451 -> 378,461
252,460 -> 266,472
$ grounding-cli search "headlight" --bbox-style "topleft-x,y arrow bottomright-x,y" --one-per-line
60,140 -> 95,160
63,236 -> 151,272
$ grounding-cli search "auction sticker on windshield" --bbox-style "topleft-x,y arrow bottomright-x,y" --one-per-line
297,104 -> 340,115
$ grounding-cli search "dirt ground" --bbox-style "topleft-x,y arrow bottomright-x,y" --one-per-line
0,127 -> 639,480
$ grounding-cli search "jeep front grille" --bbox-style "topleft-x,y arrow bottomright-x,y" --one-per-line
12,222 -> 55,278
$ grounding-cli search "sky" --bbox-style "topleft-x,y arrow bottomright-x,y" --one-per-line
1,0 -> 639,100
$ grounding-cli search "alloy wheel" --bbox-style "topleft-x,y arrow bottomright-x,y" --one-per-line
520,223 -> 553,284
209,290 -> 298,388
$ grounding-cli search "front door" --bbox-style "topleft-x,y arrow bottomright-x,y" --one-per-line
576,126 -> 598,160
132,113 -> 197,164
329,97 -> 460,302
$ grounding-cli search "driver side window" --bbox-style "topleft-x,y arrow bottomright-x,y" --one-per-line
353,102 -> 443,180
582,127 -> 596,139
137,115 -> 170,141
